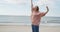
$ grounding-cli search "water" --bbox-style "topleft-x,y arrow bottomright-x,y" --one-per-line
0,15 -> 60,25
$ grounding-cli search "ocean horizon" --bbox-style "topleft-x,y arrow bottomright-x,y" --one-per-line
0,15 -> 60,26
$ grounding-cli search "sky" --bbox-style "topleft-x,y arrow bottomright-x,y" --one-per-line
0,0 -> 60,17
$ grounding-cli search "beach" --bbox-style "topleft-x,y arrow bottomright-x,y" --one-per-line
0,25 -> 60,32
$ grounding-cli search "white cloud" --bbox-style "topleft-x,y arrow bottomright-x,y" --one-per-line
33,0 -> 47,6
4,0 -> 16,4
1,0 -> 31,4
33,0 -> 55,7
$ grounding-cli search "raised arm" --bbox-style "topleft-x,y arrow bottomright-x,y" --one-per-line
31,0 -> 33,13
44,6 -> 49,15
40,6 -> 49,17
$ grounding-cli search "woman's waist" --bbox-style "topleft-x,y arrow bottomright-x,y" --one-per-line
32,19 -> 40,22
32,22 -> 40,26
32,20 -> 41,24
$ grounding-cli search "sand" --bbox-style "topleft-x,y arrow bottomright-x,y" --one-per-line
0,25 -> 60,32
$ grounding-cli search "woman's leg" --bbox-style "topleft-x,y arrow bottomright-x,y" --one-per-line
32,25 -> 39,32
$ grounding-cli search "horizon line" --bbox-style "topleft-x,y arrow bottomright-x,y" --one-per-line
0,15 -> 60,17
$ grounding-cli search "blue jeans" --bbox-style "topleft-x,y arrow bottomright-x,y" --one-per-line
32,25 -> 39,32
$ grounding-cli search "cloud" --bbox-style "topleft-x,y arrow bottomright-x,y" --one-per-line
1,0 -> 31,4
33,0 -> 55,7
4,0 -> 16,4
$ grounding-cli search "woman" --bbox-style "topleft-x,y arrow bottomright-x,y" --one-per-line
31,4 -> 49,32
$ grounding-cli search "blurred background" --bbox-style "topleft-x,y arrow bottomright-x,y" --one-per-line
0,0 -> 60,32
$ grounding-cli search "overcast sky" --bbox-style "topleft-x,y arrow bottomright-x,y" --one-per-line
0,0 -> 60,17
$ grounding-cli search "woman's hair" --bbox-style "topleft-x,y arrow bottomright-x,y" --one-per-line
36,6 -> 39,11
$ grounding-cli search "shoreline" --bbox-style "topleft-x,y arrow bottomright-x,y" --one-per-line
0,23 -> 60,26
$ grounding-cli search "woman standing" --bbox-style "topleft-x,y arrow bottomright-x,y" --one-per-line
31,3 -> 49,32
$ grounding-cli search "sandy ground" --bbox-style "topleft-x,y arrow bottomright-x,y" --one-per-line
0,25 -> 60,32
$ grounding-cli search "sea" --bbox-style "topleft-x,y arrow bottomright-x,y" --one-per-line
0,15 -> 60,26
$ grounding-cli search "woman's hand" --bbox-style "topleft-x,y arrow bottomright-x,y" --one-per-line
46,6 -> 49,11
